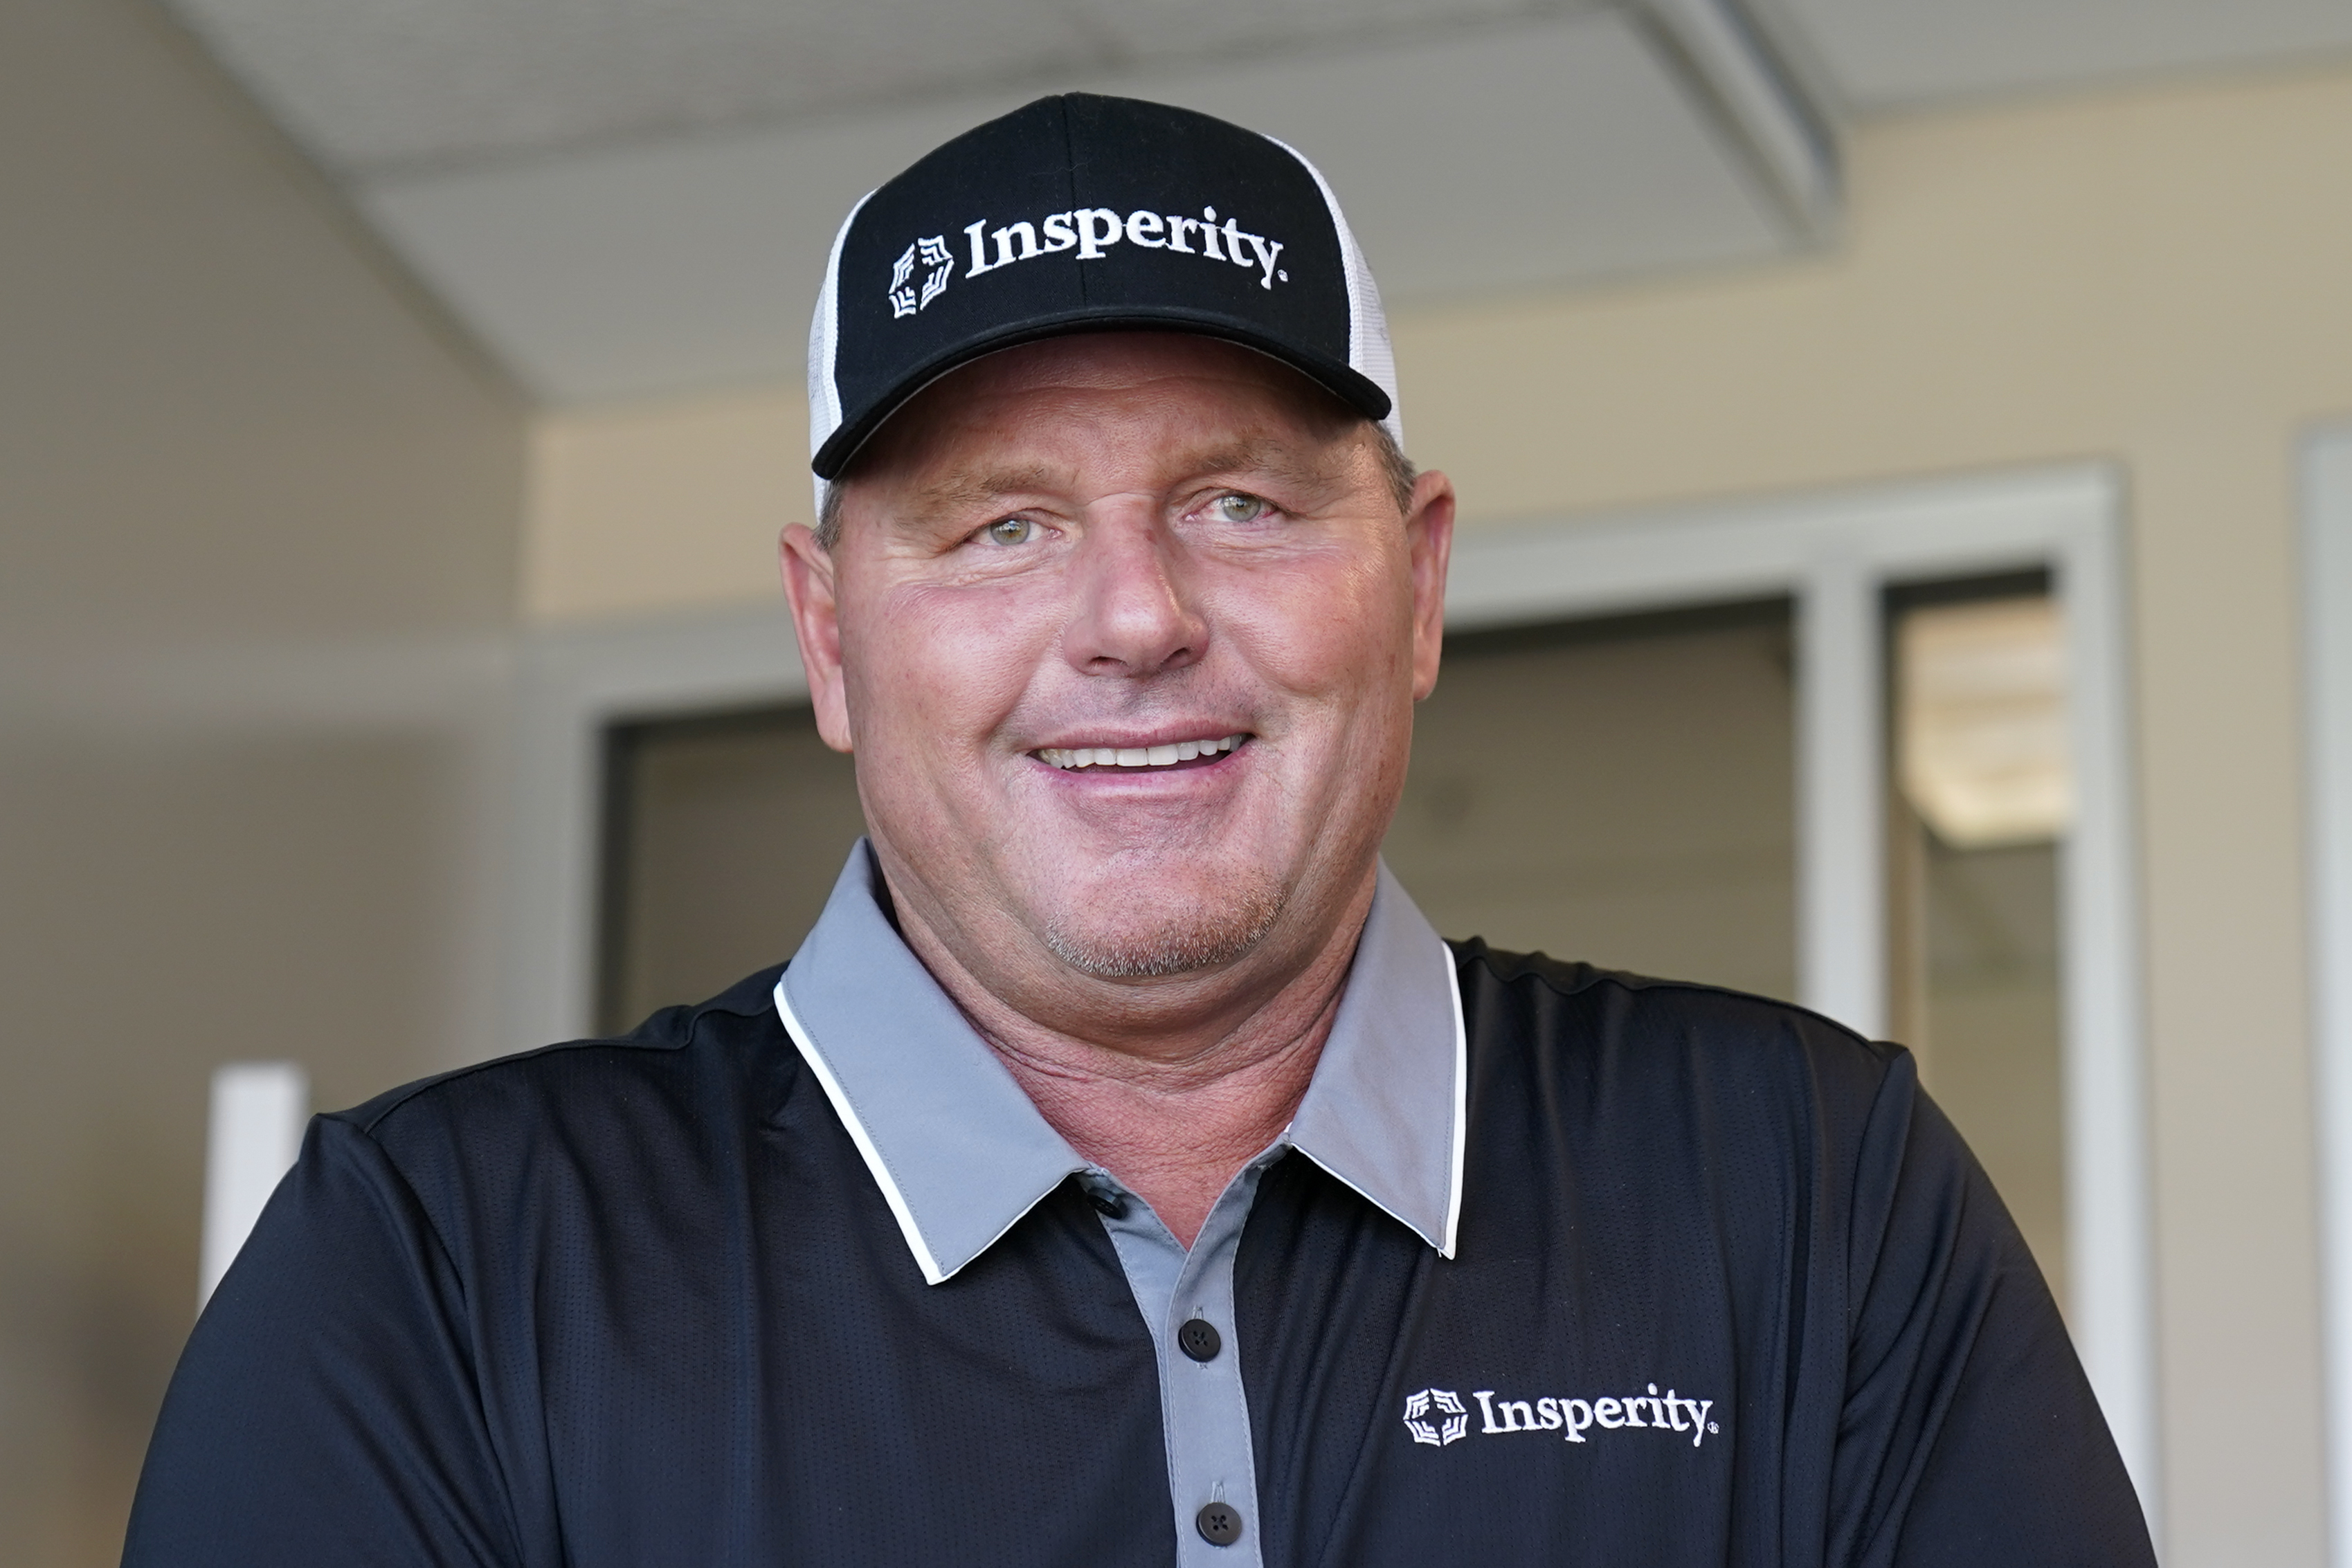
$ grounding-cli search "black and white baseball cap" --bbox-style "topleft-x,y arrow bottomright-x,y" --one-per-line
808,92 -> 1400,508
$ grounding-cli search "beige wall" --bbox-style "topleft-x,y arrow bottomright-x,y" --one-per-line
528,393 -> 804,621
525,62 -> 2352,1562
0,0 -> 527,1562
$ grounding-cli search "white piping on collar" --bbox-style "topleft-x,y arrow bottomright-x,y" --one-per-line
1285,933 -> 1467,1259
774,976 -> 950,1286
1442,943 -> 1467,1259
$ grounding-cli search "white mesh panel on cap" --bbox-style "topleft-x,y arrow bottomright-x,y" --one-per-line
807,191 -> 872,519
1265,136 -> 1403,453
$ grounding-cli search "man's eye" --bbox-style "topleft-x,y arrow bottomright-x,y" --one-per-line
1211,493 -> 1272,524
981,516 -> 1038,547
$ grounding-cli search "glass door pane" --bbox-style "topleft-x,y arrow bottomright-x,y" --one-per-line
599,706 -> 864,1034
1886,576 -> 2070,1307
1382,599 -> 1798,1002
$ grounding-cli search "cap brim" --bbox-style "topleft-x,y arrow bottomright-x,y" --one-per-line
809,307 -> 1393,481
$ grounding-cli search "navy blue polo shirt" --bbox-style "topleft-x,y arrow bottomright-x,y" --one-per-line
126,844 -> 2153,1566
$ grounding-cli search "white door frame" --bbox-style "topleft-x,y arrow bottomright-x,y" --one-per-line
504,459 -> 2157,1520
2301,428 -> 2352,1568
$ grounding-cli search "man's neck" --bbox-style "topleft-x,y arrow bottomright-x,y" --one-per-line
980,979 -> 1346,1247
885,877 -> 1373,1249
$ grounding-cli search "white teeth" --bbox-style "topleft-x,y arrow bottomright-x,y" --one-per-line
1038,733 -> 1247,770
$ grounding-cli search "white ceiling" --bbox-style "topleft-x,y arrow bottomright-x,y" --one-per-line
170,0 -> 1603,176
360,13 -> 1789,401
157,0 -> 2352,405
1775,0 -> 2352,112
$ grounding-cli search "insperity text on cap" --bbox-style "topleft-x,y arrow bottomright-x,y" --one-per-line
807,92 -> 1401,512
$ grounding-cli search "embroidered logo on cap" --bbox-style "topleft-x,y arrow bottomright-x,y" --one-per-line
887,204 -> 1290,317
887,237 -> 956,318
1402,1388 -> 1470,1446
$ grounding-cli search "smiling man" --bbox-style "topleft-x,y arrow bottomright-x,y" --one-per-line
128,95 -> 2153,1567
781,326 -> 1445,1257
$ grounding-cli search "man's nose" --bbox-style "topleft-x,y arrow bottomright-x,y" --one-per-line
1061,506 -> 1206,677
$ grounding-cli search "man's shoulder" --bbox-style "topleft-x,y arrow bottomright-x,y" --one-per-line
327,965 -> 798,1180
1447,936 -> 1908,1111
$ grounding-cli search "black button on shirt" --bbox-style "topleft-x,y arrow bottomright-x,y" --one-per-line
1178,1318 -> 1222,1362
124,945 -> 2155,1567
1195,1502 -> 1244,1546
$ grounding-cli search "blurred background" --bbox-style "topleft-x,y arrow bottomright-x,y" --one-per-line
8,0 -> 2352,1560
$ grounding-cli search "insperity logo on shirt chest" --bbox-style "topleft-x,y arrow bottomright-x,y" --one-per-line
886,203 -> 1292,318
1401,1383 -> 1722,1449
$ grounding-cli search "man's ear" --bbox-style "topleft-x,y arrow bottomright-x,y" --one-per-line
1403,469 -> 1455,702
780,523 -> 856,754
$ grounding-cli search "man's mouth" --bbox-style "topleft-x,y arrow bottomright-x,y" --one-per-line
1033,733 -> 1251,772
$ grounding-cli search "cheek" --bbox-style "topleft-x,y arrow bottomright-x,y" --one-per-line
1211,545 -> 1417,702
840,580 -> 1053,763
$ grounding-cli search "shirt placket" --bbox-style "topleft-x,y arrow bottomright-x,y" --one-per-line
1084,1150 -> 1281,1568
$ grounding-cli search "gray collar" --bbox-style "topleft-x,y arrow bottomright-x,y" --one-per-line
775,842 -> 1465,1284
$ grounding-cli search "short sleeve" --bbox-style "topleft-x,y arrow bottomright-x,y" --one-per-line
123,1114 -> 518,1567
1830,1055 -> 2155,1567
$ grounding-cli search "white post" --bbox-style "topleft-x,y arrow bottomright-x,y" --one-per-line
199,1061 -> 310,1307
2306,431 -> 2352,1568
2053,522 -> 2163,1533
1797,552 -> 1886,1038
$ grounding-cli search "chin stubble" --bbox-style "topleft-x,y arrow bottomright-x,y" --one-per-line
1041,877 -> 1288,979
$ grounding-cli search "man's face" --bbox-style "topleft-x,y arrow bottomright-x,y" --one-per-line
784,333 -> 1450,1021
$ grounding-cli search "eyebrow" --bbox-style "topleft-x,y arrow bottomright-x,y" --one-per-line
1183,437 -> 1348,495
892,432 -> 1353,529
897,464 -> 1067,526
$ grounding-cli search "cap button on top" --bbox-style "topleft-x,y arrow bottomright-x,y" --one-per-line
1195,1502 -> 1243,1546
1177,1317 -> 1222,1362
